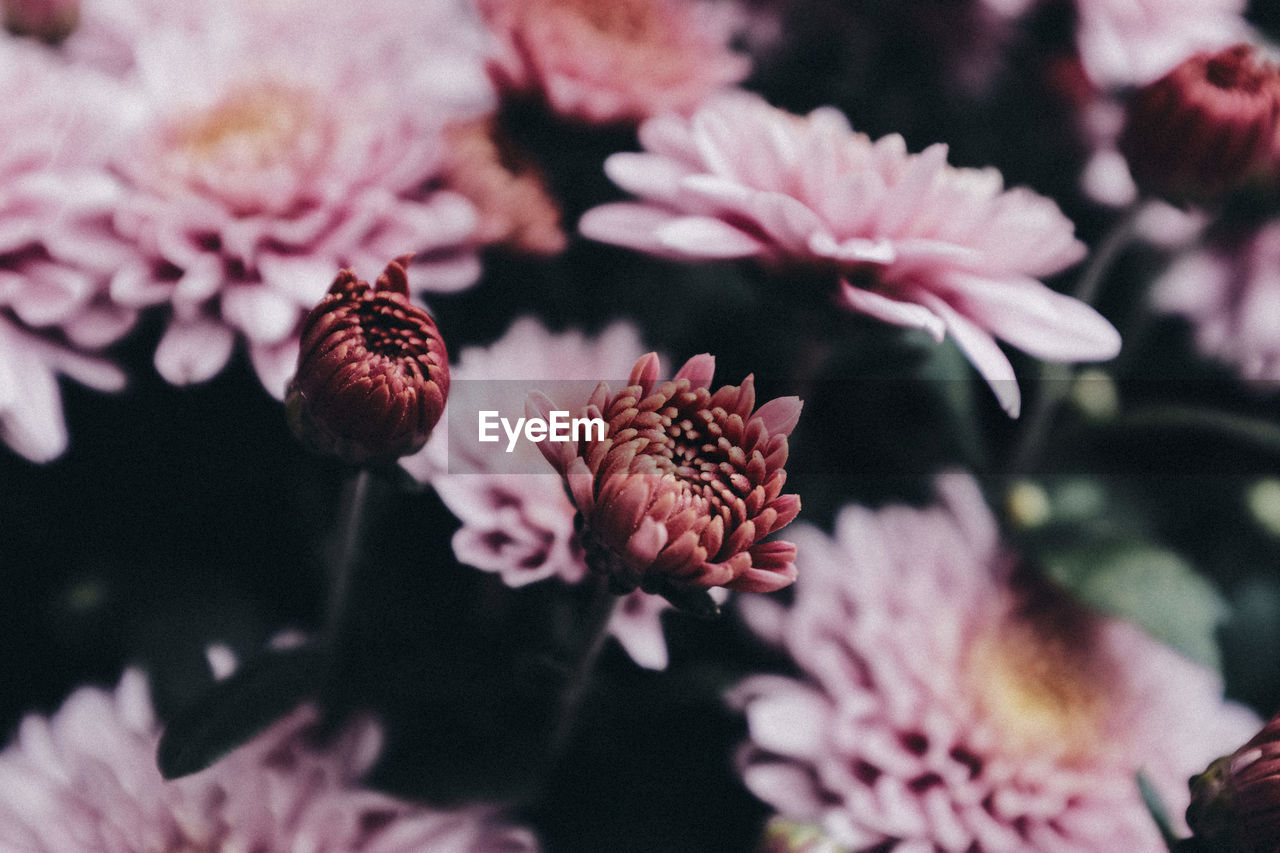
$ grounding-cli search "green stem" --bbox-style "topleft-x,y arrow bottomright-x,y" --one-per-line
545,578 -> 620,769
1005,201 -> 1146,475
323,467 -> 373,649
1110,405 -> 1280,457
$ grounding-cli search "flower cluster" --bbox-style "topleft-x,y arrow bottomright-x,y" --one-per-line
401,317 -> 680,670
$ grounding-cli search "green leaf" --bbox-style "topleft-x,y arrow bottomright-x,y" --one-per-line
1137,770 -> 1183,852
1042,541 -> 1230,671
156,644 -> 326,779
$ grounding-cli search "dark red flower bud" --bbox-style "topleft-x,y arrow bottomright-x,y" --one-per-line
286,257 -> 449,466
1120,44 -> 1280,204
3,0 -> 79,44
1188,711 -> 1280,853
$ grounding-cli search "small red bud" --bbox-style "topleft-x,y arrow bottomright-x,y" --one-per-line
286,256 -> 449,466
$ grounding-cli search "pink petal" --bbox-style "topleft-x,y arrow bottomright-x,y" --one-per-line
221,286 -> 300,345
919,292 -> 1021,417
626,515 -> 669,566
603,152 -> 695,203
939,272 -> 1122,362
578,203 -> 682,256
154,320 -> 235,386
653,216 -> 766,258
753,396 -> 803,438
248,339 -> 301,400
674,353 -> 716,389
628,352 -> 661,391
839,279 -> 946,342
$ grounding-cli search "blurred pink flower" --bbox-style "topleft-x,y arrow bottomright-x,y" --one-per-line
1153,222 -> 1280,385
531,351 -> 802,595
0,42 -> 137,461
1073,0 -> 1248,89
400,317 -> 678,670
443,117 -> 568,256
580,92 -> 1120,416
0,669 -> 539,851
95,0 -> 492,396
730,473 -> 1259,851
476,0 -> 751,124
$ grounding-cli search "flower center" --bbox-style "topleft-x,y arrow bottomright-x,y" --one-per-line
1204,45 -> 1276,93
968,573 -> 1113,766
354,297 -> 438,372
171,82 -> 316,169
550,0 -> 661,40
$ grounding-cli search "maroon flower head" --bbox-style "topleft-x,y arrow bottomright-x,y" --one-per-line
3,0 -> 79,43
1188,711 -> 1280,852
286,256 -> 449,466
529,352 -> 802,598
1120,44 -> 1280,204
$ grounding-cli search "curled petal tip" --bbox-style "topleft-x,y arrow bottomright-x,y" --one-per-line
754,396 -> 803,437
377,256 -> 414,296
674,353 -> 716,389
628,352 -> 661,390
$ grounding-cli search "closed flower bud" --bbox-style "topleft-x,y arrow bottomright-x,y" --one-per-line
1120,44 -> 1280,204
286,257 -> 449,466
3,0 -> 78,43
1188,711 -> 1280,852
529,352 -> 802,600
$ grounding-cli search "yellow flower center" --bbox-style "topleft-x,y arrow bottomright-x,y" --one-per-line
550,0 -> 662,41
968,577 -> 1113,766
172,82 -> 315,170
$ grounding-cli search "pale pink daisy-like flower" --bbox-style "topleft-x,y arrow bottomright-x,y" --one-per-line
0,42 -> 138,461
0,669 -> 539,852
580,91 -> 1121,417
476,0 -> 751,124
399,317 -> 678,670
1153,222 -> 1280,385
730,473 -> 1259,852
98,0 -> 492,397
1072,0 -> 1249,89
530,351 -> 802,596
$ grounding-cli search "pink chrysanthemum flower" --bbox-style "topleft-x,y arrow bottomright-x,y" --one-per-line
0,42 -> 138,461
0,669 -> 539,852
400,317 -> 679,670
730,473 -> 1259,852
1153,222 -> 1280,385
580,91 -> 1121,416
97,0 -> 491,397
475,0 -> 751,124
530,351 -> 802,596
1072,0 -> 1249,89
